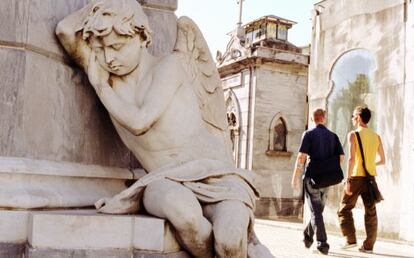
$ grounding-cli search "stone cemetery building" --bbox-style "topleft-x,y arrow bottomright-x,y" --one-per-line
309,0 -> 414,242
217,15 -> 309,220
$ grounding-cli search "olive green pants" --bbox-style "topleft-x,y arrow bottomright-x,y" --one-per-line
337,177 -> 377,250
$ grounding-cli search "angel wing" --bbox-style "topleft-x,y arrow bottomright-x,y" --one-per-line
173,16 -> 228,131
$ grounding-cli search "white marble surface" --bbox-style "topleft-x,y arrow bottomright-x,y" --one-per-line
0,156 -> 134,178
0,210 -> 29,243
399,1 -> 414,242
134,216 -> 181,252
0,0 -> 30,44
0,157 -> 142,209
28,210 -> 180,252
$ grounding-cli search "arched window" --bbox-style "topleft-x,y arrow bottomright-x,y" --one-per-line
273,118 -> 287,151
327,49 -> 377,145
227,112 -> 238,151
225,90 -> 241,166
267,113 -> 291,156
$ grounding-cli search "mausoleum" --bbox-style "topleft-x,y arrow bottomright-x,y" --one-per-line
217,14 -> 309,220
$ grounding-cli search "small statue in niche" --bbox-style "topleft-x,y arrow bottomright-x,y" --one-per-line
56,1 -> 272,257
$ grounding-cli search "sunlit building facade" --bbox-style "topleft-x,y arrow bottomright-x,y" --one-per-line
217,16 -> 309,219
309,0 -> 414,241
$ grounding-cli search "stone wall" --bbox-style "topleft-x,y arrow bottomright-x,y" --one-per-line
309,0 -> 414,241
0,0 -> 132,167
400,0 -> 414,242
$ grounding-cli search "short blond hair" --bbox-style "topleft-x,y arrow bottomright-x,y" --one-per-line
312,108 -> 326,123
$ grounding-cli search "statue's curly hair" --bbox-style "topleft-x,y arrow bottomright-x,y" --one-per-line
78,0 -> 152,47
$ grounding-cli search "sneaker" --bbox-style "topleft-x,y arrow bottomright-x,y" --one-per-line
311,246 -> 329,255
303,235 -> 313,248
340,242 -> 357,250
315,243 -> 329,255
359,246 -> 373,253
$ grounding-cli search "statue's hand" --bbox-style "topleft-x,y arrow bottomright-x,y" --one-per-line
94,185 -> 144,214
87,52 -> 110,93
94,197 -> 108,210
94,196 -> 140,214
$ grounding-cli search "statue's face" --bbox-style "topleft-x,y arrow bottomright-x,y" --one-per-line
90,31 -> 143,76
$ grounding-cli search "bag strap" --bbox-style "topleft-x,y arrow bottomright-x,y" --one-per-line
355,131 -> 373,179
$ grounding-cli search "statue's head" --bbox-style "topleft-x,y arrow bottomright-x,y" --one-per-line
78,0 -> 152,75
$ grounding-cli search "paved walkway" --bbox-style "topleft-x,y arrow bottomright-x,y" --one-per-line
254,219 -> 414,258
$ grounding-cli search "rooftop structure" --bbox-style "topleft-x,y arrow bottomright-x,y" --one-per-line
217,15 -> 307,69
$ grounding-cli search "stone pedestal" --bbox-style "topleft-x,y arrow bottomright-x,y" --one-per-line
0,209 -> 189,258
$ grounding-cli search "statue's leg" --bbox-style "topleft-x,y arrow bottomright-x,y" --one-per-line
143,179 -> 214,258
204,200 -> 250,258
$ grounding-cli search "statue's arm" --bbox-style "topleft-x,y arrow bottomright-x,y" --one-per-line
132,58 -> 184,135
94,56 -> 183,136
55,5 -> 92,70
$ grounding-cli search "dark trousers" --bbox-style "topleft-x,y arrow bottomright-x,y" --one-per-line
337,177 -> 377,250
303,177 -> 328,247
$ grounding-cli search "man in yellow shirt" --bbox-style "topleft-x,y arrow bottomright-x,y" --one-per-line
338,106 -> 385,253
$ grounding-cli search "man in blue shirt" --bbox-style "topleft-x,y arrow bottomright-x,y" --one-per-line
291,108 -> 344,255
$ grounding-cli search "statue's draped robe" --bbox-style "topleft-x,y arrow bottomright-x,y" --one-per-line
97,159 -> 259,233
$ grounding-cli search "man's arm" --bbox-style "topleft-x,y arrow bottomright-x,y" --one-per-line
376,135 -> 386,166
335,134 -> 345,163
291,152 -> 307,189
292,132 -> 310,189
345,132 -> 356,195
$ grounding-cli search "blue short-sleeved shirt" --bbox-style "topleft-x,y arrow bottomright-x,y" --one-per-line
299,124 -> 344,161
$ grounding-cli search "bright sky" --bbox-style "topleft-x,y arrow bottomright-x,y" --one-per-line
176,0 -> 316,55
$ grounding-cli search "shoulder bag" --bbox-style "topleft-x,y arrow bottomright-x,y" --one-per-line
355,131 -> 384,203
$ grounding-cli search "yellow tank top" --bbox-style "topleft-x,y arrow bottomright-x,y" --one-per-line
352,127 -> 379,177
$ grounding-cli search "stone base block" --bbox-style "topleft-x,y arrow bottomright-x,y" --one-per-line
0,243 -> 25,258
28,210 -> 181,253
26,247 -> 190,258
0,209 -> 188,258
134,250 -> 191,258
0,210 -> 29,243
26,246 -> 131,258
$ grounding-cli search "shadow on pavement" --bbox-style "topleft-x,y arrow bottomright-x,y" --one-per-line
327,251 -> 414,258
327,251 -> 366,258
369,253 -> 414,258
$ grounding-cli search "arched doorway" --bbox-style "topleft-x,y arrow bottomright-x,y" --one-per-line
327,49 -> 377,146
326,48 -> 377,203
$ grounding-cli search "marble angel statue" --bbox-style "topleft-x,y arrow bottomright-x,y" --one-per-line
56,0 -> 273,257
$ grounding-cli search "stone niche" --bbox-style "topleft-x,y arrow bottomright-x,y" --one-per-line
0,0 -> 179,257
